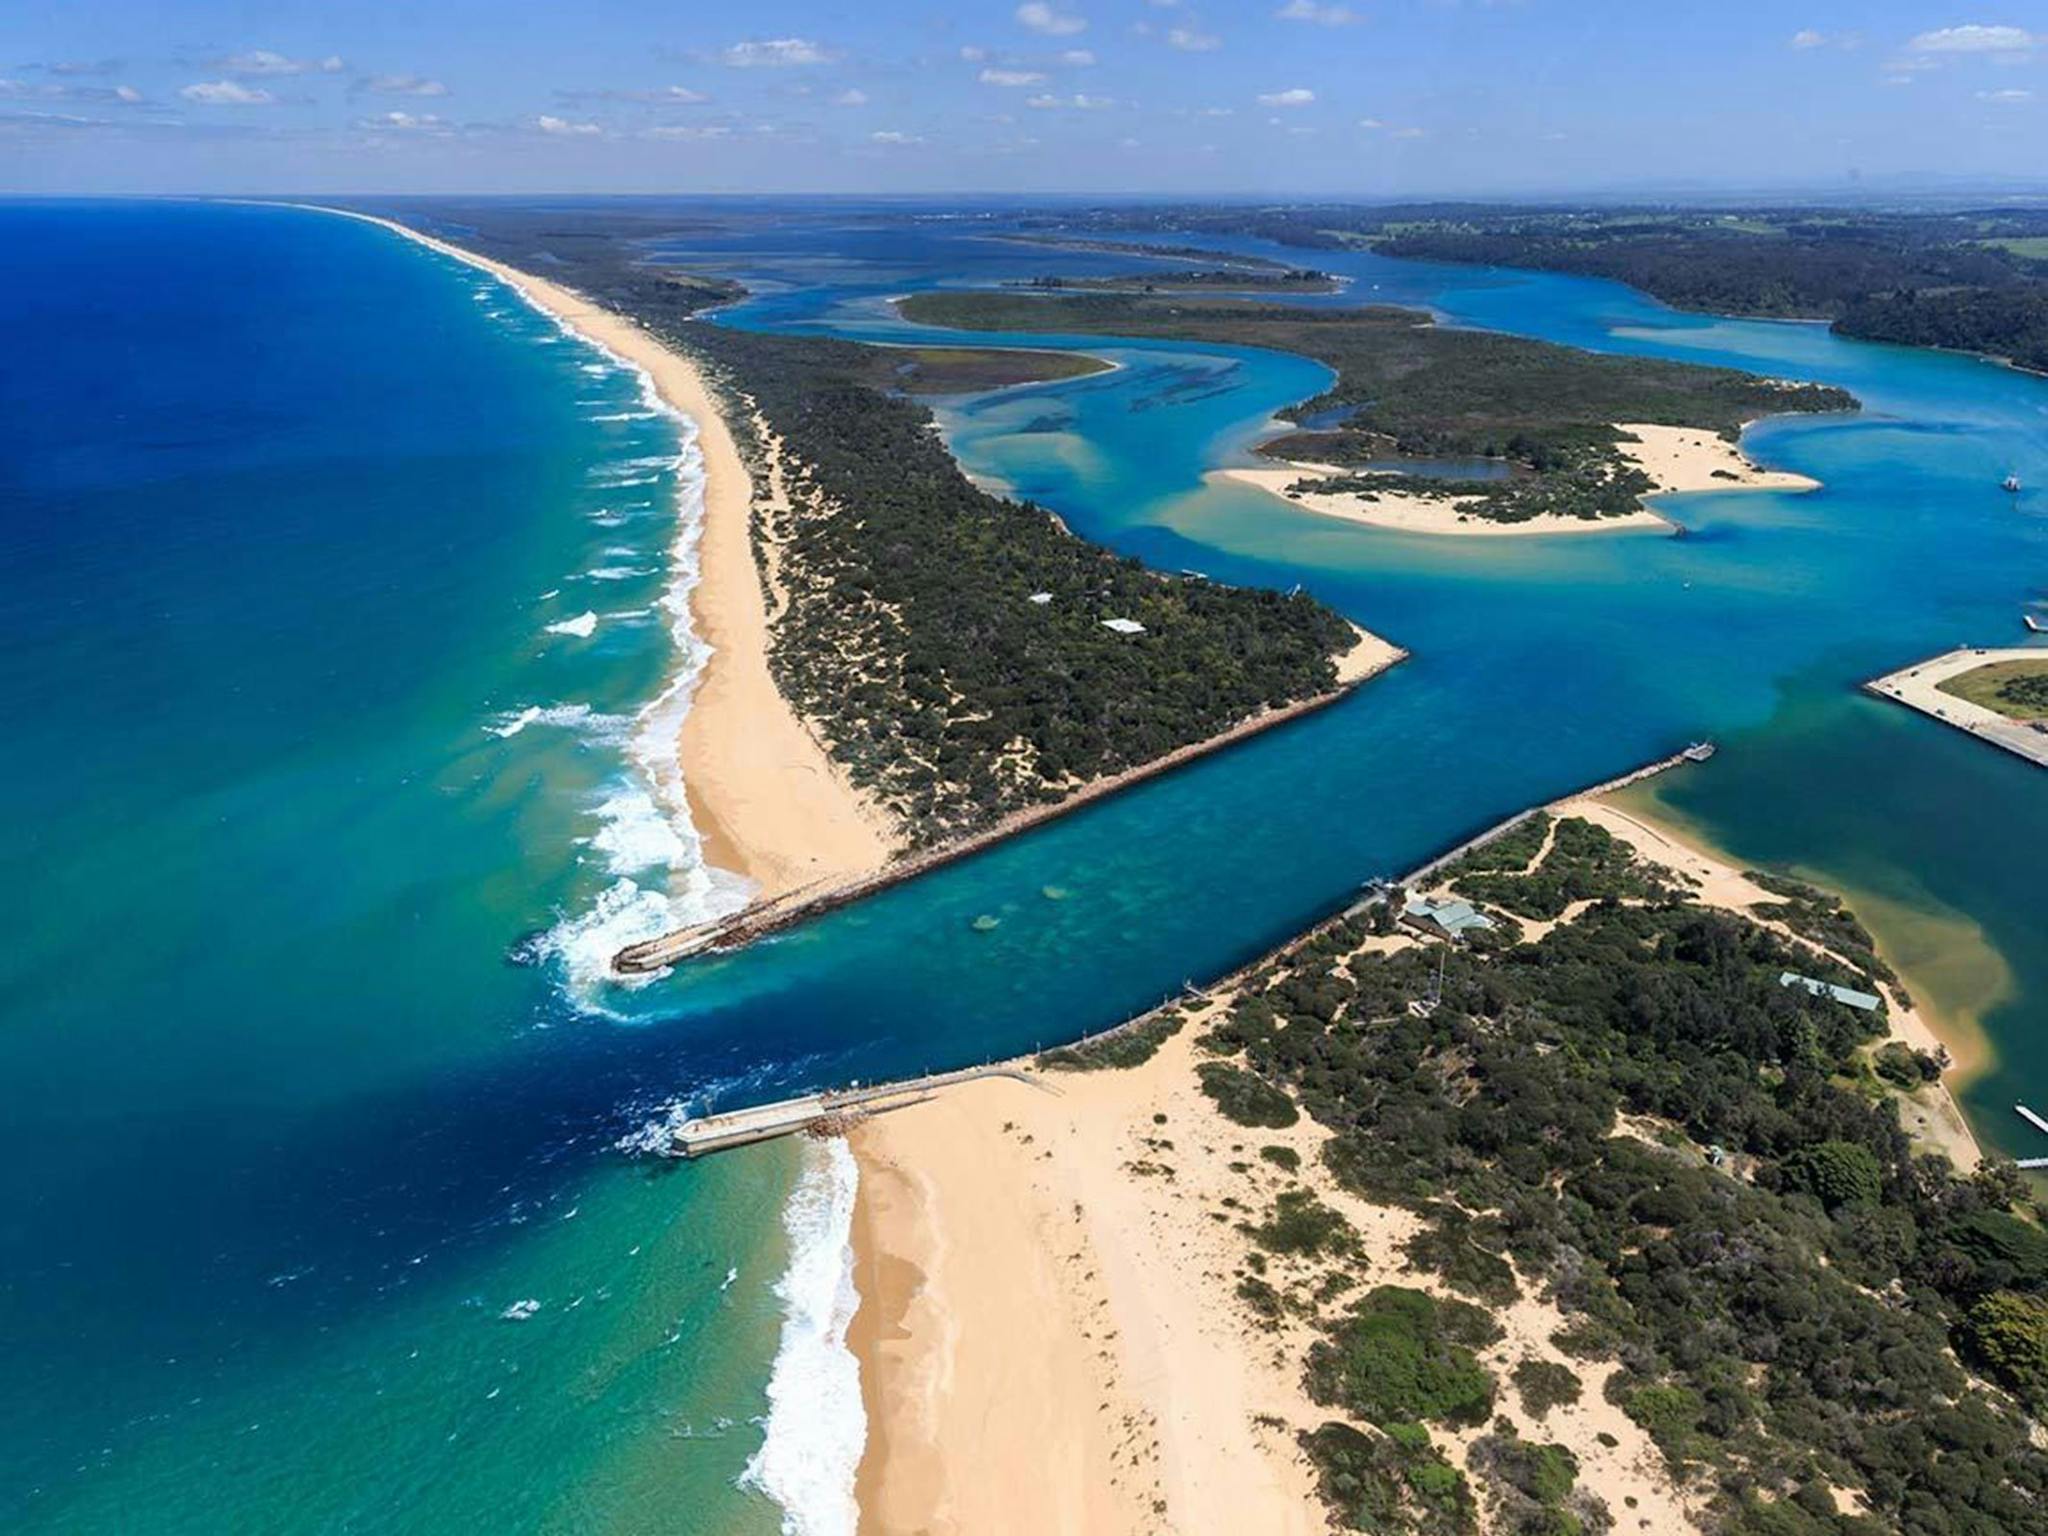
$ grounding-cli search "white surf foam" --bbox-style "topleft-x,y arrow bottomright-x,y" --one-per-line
741,1138 -> 865,1536
545,611 -> 599,639
486,702 -> 629,743
581,565 -> 653,582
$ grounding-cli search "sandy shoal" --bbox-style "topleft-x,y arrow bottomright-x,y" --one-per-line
315,207 -> 895,901
1221,420 -> 1817,539
1562,793 -> 1983,1172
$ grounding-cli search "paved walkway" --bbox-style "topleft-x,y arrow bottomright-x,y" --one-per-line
1865,646 -> 2048,769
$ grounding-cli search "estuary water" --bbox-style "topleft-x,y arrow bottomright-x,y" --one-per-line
1,198 -> 2043,1533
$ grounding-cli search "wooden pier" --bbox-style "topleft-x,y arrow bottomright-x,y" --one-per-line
668,1064 -> 1050,1157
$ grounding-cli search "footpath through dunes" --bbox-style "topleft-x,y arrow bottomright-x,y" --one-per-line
844,764 -> 2036,1536
896,289 -> 1854,533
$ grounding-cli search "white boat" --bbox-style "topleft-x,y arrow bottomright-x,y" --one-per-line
2005,474 -> 2023,493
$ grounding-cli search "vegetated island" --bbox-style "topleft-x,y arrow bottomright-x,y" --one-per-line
848,791 -> 2044,1536
352,201 -> 1396,966
1010,268 -> 1344,295
1022,203 -> 2048,375
900,289 -> 1852,534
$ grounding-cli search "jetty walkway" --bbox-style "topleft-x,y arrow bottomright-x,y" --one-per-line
1864,647 -> 2048,769
668,1064 -> 1048,1157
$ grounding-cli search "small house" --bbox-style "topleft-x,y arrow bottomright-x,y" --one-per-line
1778,971 -> 1882,1012
1100,617 -> 1146,635
1400,896 -> 1495,943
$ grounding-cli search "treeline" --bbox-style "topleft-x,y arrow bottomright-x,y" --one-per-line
1190,821 -> 2047,1534
903,290 -> 1853,522
1026,201 -> 2048,372
1838,286 -> 2048,374
680,323 -> 1358,843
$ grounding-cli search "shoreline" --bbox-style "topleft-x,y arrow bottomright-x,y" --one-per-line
296,205 -> 896,913
842,752 -> 1990,1534
615,623 -> 1405,972
1223,420 -> 1818,537
1563,790 -> 1984,1172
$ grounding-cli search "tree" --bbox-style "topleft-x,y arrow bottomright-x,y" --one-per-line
1960,1292 -> 2048,1412
1784,1140 -> 1882,1210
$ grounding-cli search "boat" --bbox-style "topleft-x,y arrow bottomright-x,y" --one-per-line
2026,613 -> 2046,634
2005,474 -> 2023,493
1681,740 -> 1717,762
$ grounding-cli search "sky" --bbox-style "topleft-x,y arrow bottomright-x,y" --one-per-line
3,2 -> 2045,197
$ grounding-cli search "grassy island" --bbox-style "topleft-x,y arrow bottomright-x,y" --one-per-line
900,289 -> 1854,524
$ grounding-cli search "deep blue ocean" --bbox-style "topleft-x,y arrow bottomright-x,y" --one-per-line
2,197 -> 2044,1532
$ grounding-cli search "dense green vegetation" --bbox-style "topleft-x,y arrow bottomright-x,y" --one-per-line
900,289 -> 1852,524
1038,1009 -> 1183,1071
392,202 -> 1361,846
1445,815 -> 1676,919
1014,268 -> 1341,294
1022,202 -> 2048,372
859,345 -> 1113,394
1193,818 -> 2046,1534
684,322 -> 1357,841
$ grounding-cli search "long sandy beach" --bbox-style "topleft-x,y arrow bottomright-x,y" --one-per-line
315,208 -> 897,903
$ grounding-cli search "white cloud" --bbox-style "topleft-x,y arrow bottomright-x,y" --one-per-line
645,122 -> 731,139
537,114 -> 602,135
1789,28 -> 1827,49
1977,87 -> 2034,101
1357,116 -> 1384,128
1257,86 -> 1314,106
832,88 -> 868,106
721,38 -> 830,67
1277,0 -> 1356,24
981,68 -> 1048,85
359,110 -> 445,131
960,45 -> 990,61
871,129 -> 921,143
1391,125 -> 1425,139
114,84 -> 142,103
218,49 -> 320,76
1025,91 -> 1113,109
179,80 -> 274,104
1169,27 -> 1221,50
1016,3 -> 1087,37
1061,49 -> 1097,65
362,73 -> 448,97
1905,24 -> 2035,54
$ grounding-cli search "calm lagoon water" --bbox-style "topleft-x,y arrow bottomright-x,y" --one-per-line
2,198 -> 2043,1531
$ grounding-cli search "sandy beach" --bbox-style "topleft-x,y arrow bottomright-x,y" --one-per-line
1222,420 -> 1817,538
848,1019 -> 1708,1535
316,207 -> 897,903
845,778 -> 1985,1536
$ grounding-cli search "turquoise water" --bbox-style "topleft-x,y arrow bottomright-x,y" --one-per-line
3,199 -> 2045,1530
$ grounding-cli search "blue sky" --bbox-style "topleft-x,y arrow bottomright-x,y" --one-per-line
3,2 -> 2044,195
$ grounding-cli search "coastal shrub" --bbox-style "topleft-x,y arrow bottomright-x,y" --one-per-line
1782,1140 -> 1883,1210
1959,1291 -> 2048,1411
1871,1040 -> 1928,1089
1406,1205 -> 1521,1305
1512,1360 -> 1583,1419
1307,1286 -> 1497,1429
1251,1188 -> 1355,1259
1622,1383 -> 1704,1461
1038,1010 -> 1181,1072
1301,1421 -> 1476,1536
1942,1208 -> 2048,1292
1197,1062 -> 1299,1128
1260,1143 -> 1302,1173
